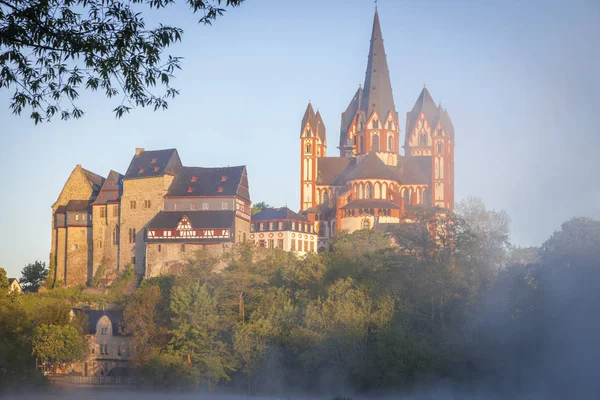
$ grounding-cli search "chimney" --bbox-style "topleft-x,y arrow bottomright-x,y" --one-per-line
76,164 -> 82,168
135,148 -> 145,156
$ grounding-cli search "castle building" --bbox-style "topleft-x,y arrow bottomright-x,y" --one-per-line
300,9 -> 455,251
250,207 -> 317,255
50,148 -> 251,286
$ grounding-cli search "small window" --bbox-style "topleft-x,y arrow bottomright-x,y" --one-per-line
190,203 -> 196,210
153,166 -> 159,172
98,240 -> 103,248
191,176 -> 197,182
221,202 -> 229,210
268,239 -> 274,249
305,143 -> 312,154
72,244 -> 79,250
130,201 -> 136,209
269,222 -> 274,230
75,214 -> 79,221
158,244 -> 162,253
113,206 -> 119,217
221,176 -> 227,182
298,240 -> 302,251
144,200 -> 151,209
187,187 -> 193,193
218,187 -> 224,192
291,240 -> 296,251
132,256 -> 136,265
278,239 -> 284,249
310,242 -> 315,252
139,168 -> 144,173
202,203 -> 209,210
259,240 -> 265,248
180,244 -> 185,252
151,158 -> 157,164
387,120 -> 392,130
243,232 -> 246,242
362,219 -> 370,230
437,142 -> 443,153
372,119 -> 379,129
100,208 -> 106,218
259,223 -> 264,231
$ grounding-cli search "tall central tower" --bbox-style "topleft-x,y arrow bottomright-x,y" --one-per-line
339,9 -> 400,159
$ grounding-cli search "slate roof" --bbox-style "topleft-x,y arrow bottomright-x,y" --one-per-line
166,166 -> 250,201
147,211 -> 236,230
55,205 -> 67,214
66,200 -> 91,212
361,9 -> 397,123
82,168 -> 105,191
340,86 -> 363,147
399,156 -> 432,185
72,309 -> 126,336
252,207 -> 307,222
406,87 -> 439,140
345,151 -> 399,181
124,148 -> 182,179
315,110 -> 327,144
316,157 -> 354,185
92,170 -> 124,205
341,199 -> 401,210
300,103 -> 319,137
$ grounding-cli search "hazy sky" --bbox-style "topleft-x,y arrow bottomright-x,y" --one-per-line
1,0 -> 599,277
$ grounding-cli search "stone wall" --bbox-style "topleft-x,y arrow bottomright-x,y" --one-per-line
119,175 -> 174,276
92,204 -> 121,282
65,226 -> 93,286
51,165 -> 96,285
145,242 -> 228,278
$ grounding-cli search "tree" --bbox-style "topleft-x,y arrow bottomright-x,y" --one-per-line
31,324 -> 84,370
251,202 -> 274,216
540,217 -> 600,266
0,0 -> 244,123
0,268 -> 8,291
20,261 -> 48,292
170,282 -> 232,389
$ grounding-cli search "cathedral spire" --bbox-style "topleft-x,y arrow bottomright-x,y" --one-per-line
362,8 -> 396,122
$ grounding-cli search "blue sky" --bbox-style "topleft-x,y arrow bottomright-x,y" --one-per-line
1,0 -> 599,277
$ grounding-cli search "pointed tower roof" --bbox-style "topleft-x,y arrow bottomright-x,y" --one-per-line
361,9 -> 396,121
300,102 -> 319,138
315,110 -> 327,144
406,86 -> 438,136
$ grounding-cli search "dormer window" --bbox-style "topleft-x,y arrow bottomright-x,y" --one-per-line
151,158 -> 157,163
221,176 -> 227,182
139,168 -> 144,173
187,187 -> 193,193
373,119 -> 379,129
387,120 -> 392,130
217,187 -> 224,192
191,176 -> 197,182
153,166 -> 159,172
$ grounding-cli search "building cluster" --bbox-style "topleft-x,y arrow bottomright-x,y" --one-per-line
50,8 -> 455,286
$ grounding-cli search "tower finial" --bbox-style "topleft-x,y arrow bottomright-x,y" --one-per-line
424,83 -> 427,89
375,0 -> 378,10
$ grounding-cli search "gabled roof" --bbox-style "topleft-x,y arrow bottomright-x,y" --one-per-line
71,309 -> 126,336
340,86 -> 363,146
147,211 -> 236,230
316,157 -> 354,185
300,102 -> 319,138
82,168 -> 105,191
92,170 -> 124,205
252,207 -> 307,222
361,9 -> 397,126
315,110 -> 327,144
345,151 -> 399,182
124,148 -> 182,180
166,166 -> 250,201
406,87 -> 439,140
66,200 -> 91,212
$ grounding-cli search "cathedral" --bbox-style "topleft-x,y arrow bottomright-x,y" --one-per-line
299,9 -> 455,251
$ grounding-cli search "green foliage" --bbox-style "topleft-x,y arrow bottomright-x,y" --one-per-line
0,268 -> 8,291
0,0 -> 245,123
31,324 -> 84,364
46,253 -> 56,289
20,261 -> 48,292
90,263 -> 106,288
251,202 -> 274,216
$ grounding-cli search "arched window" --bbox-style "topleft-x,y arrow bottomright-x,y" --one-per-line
361,218 -> 370,230
387,120 -> 393,130
372,118 -> 379,129
374,182 -> 381,199
423,188 -> 430,205
323,190 -> 330,205
382,183 -> 388,199
440,156 -> 445,179
388,135 -> 393,151
365,183 -> 373,199
435,158 -> 440,179
305,143 -> 312,154
112,228 -> 117,245
359,137 -> 364,153
419,131 -> 427,146
372,133 -> 379,151
359,183 -> 365,199
403,189 -> 410,205
305,128 -> 312,137
437,142 -> 442,153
